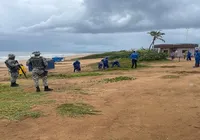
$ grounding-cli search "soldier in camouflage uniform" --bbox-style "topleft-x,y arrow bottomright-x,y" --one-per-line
4,54 -> 20,87
26,51 -> 53,92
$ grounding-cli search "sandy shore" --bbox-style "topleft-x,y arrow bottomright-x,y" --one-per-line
0,53 -> 99,81
0,54 -> 90,68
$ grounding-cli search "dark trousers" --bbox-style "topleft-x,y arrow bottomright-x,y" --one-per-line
187,57 -> 191,61
74,67 -> 81,72
131,59 -> 137,68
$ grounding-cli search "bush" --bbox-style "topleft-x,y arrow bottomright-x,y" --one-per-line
137,50 -> 168,61
79,49 -> 168,62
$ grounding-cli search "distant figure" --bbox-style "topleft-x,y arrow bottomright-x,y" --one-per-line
26,51 -> 53,92
175,50 -> 181,62
170,51 -> 175,60
111,60 -> 120,68
4,54 -> 20,87
102,57 -> 109,69
98,61 -> 103,69
130,51 -> 139,68
187,51 -> 192,61
194,50 -> 200,67
73,60 -> 81,72
184,51 -> 187,59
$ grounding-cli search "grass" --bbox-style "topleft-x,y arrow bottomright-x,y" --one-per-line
17,72 -> 103,80
0,84 -> 53,120
161,75 -> 180,79
48,72 -> 103,79
103,76 -> 136,83
57,103 -> 101,117
54,86 -> 89,95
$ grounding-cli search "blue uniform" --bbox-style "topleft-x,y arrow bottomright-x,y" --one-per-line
111,60 -> 120,68
102,57 -> 109,69
98,62 -> 103,69
187,51 -> 192,61
130,52 -> 139,68
73,60 -> 81,72
194,51 -> 200,67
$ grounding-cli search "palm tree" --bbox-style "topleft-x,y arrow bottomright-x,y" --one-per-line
148,30 -> 165,50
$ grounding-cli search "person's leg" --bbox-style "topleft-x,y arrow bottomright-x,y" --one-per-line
135,60 -> 137,68
32,72 -> 40,92
42,75 -> 53,91
131,59 -> 134,68
10,72 -> 19,87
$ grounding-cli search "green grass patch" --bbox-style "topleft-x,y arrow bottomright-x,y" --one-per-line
103,76 -> 136,83
161,75 -> 180,79
57,103 -> 101,117
0,84 -> 53,120
54,86 -> 89,95
160,65 -> 180,68
49,72 -> 103,79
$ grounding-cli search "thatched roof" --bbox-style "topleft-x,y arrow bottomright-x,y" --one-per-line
154,44 -> 198,49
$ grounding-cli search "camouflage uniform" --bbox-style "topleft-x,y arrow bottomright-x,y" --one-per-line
4,54 -> 19,87
26,51 -> 53,92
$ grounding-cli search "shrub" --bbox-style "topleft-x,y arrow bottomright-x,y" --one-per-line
78,49 -> 167,62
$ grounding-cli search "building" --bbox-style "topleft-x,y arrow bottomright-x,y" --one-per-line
154,43 -> 199,57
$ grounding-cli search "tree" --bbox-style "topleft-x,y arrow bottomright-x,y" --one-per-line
148,30 -> 165,50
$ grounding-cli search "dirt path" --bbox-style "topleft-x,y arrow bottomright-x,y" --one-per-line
1,59 -> 200,140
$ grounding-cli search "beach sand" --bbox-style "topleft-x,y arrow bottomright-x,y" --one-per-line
1,58 -> 200,140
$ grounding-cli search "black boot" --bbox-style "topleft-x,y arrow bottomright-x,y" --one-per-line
36,87 -> 40,92
44,86 -> 53,91
10,82 -> 19,87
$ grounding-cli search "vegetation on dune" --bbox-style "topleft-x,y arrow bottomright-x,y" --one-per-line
78,49 -> 167,62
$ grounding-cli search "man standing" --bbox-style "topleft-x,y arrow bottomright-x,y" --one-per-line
5,54 -> 20,87
26,51 -> 53,92
130,51 -> 139,68
194,49 -> 200,67
187,51 -> 192,61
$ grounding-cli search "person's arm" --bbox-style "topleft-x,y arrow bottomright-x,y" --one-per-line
42,57 -> 48,68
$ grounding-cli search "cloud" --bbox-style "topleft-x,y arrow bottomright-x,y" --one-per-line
0,0 -> 200,52
14,0 -> 200,34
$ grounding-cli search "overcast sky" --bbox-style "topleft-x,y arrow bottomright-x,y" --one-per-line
0,0 -> 200,53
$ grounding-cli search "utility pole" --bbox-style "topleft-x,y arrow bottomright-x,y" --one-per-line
186,28 -> 189,42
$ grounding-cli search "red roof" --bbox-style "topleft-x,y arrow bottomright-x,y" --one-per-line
154,44 -> 198,49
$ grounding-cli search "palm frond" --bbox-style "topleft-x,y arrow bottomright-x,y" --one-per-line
157,38 -> 165,42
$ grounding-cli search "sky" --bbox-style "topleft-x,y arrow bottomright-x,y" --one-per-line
0,0 -> 200,53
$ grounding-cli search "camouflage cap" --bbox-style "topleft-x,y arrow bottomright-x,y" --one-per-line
8,54 -> 15,59
32,51 -> 41,56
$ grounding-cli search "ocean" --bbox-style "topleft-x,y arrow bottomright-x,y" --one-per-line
0,51 -> 92,62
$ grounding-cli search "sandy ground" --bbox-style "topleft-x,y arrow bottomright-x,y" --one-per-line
1,57 -> 200,140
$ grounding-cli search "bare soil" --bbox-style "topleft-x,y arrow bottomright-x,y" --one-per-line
1,58 -> 200,140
